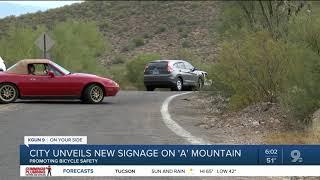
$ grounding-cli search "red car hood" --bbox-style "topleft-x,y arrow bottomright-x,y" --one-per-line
69,73 -> 115,84
70,73 -> 100,78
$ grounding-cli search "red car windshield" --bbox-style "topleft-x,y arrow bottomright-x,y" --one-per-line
51,62 -> 71,75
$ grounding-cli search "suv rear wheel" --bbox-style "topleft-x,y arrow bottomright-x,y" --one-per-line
171,77 -> 183,91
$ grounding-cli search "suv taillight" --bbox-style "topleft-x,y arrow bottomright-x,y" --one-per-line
167,64 -> 173,73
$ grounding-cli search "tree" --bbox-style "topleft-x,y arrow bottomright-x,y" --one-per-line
222,1 -> 311,38
0,25 -> 45,66
50,20 -> 109,74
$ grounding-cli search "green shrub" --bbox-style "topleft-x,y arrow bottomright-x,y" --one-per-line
111,54 -> 126,64
206,66 -> 234,97
177,19 -> 187,26
276,9 -> 320,123
98,20 -> 111,31
156,25 -> 167,34
215,2 -> 254,36
179,28 -> 191,39
282,87 -> 319,124
174,48 -> 198,60
0,25 -> 45,66
167,15 -> 179,25
181,40 -> 192,48
180,31 -> 189,39
143,33 -> 151,39
214,31 -> 291,110
121,45 -> 131,52
132,37 -> 145,47
104,64 -> 134,90
50,20 -> 109,75
288,8 -> 320,55
214,28 -> 320,122
280,45 -> 320,123
126,53 -> 161,89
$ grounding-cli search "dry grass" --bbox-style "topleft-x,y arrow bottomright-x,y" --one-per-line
264,130 -> 320,144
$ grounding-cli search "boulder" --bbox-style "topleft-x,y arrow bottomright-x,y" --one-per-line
252,121 -> 260,126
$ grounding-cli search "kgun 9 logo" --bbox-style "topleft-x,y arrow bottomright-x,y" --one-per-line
291,150 -> 303,163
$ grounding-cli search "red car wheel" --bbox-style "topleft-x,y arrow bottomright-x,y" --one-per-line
82,84 -> 104,104
0,83 -> 18,104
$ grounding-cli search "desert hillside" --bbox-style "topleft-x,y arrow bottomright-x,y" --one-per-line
0,1 -> 219,66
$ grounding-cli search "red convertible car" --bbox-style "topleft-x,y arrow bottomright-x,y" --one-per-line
0,59 -> 120,104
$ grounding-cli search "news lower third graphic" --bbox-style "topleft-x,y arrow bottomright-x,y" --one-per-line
20,136 -> 320,176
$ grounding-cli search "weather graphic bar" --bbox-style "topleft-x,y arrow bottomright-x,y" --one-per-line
20,143 -> 320,176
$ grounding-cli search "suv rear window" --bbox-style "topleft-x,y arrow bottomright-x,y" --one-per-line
145,61 -> 169,74
147,62 -> 168,70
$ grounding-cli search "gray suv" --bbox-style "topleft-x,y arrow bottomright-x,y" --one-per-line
144,60 -> 207,91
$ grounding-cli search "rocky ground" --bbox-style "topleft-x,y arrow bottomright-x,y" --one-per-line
172,92 -> 297,144
170,91 -> 318,145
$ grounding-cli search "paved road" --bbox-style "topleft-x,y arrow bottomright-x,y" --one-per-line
0,91 -> 280,180
0,91 -> 198,179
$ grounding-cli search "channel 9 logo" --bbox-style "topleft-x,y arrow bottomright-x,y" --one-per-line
291,150 -> 303,163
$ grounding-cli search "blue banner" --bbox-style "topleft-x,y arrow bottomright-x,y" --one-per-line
20,145 -> 320,165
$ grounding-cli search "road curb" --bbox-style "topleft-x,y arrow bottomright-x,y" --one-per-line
160,92 -> 209,145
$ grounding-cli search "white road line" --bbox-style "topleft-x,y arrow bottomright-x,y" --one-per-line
161,92 -> 210,145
